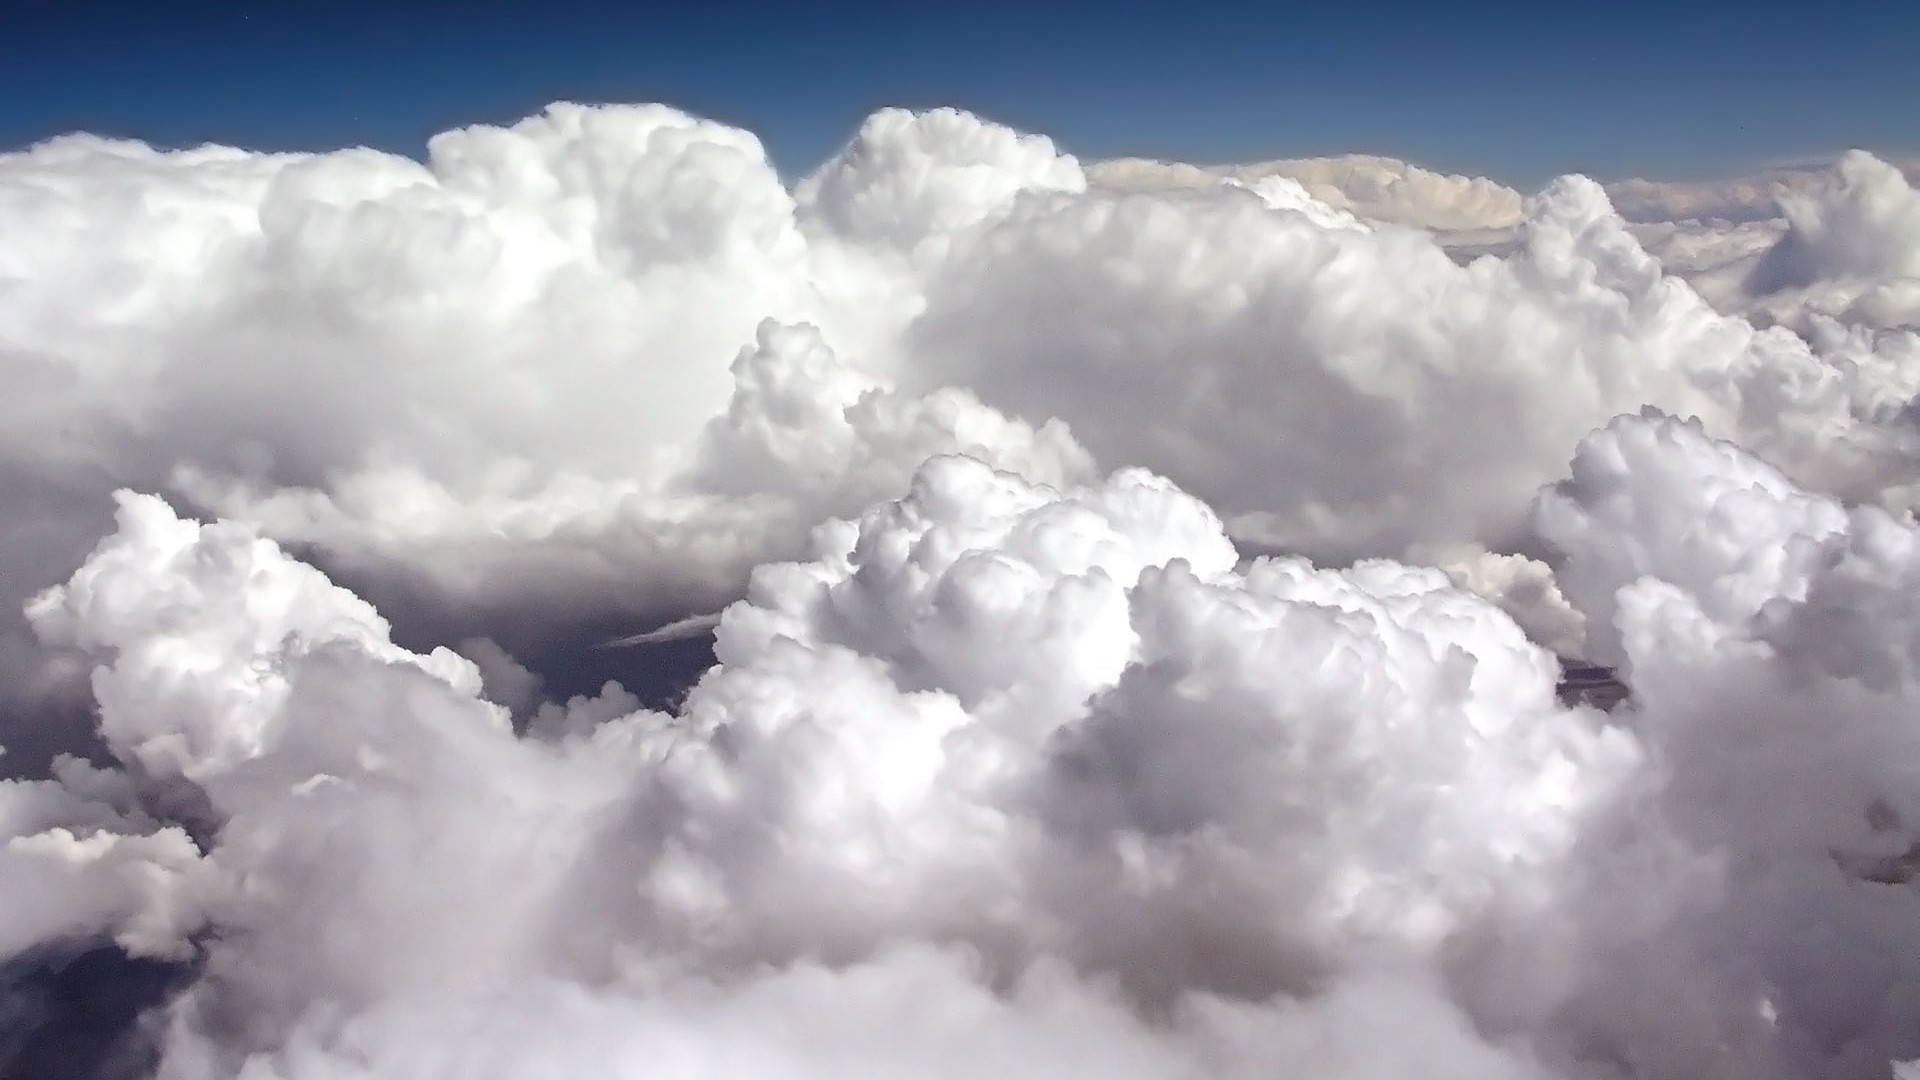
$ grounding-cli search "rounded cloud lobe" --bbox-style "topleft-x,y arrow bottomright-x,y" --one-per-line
0,103 -> 1094,714
5,103 -> 1920,1077
2,105 -> 1915,659
1742,152 -> 1920,329
13,420 -> 1920,1078
1626,154 -> 1920,334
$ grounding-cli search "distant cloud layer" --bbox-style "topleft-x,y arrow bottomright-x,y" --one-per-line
4,102 -> 1920,1078
1086,153 -> 1526,232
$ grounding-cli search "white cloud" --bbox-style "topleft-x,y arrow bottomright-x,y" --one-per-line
1628,217 -> 1784,280
1604,169 -> 1826,225
16,413 -> 1920,1075
1426,545 -> 1587,658
0,105 -> 1091,716
1087,153 -> 1525,233
3,107 -> 1916,701
13,462 -> 1603,1076
8,103 -> 1920,1075
1603,156 -> 1920,226
1739,151 -> 1920,329
907,171 -> 1920,561
1607,154 -> 1920,334
1519,413 -> 1920,1076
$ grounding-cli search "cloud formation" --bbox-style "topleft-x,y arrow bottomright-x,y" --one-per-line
1612,154 -> 1920,333
0,105 -> 1095,714
1087,153 -> 1526,233
11,413 -> 1920,1076
6,101 -> 1920,1076
1737,151 -> 1920,329
1604,156 -> 1920,226
2,103 -> 1916,694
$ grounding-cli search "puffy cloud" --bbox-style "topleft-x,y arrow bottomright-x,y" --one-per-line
1427,545 -> 1587,658
9,460 -> 1612,1077
1603,156 -> 1920,227
16,418 -> 1920,1076
1604,168 -> 1829,226
1613,153 -> 1920,334
3,103 -> 1917,708
177,318 -> 1091,639
797,106 -> 1086,259
0,104 -> 1089,717
1521,413 -> 1920,1076
1739,151 -> 1920,329
908,171 -> 1920,560
1627,217 -> 1784,280
1087,153 -> 1525,233
8,102 -> 1920,1075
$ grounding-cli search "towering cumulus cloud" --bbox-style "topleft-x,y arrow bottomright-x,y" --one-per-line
1739,152 -> 1920,329
1619,154 -> 1920,334
5,100 -> 1920,1076
2,104 -> 1916,690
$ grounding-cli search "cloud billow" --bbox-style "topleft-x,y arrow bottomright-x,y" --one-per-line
3,101 -> 1920,1078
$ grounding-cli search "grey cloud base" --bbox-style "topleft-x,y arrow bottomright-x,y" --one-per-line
4,101 -> 1920,1078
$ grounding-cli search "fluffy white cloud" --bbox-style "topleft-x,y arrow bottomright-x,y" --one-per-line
1604,168 -> 1828,226
4,106 -> 1917,701
1520,413 -> 1920,1077
1628,217 -> 1784,280
1604,156 -> 1920,226
1738,151 -> 1920,329
8,102 -> 1920,1075
11,458 -> 1604,1076
1616,154 -> 1920,334
0,104 -> 1094,718
1427,546 -> 1587,658
909,170 -> 1920,561
1087,153 -> 1525,233
15,412 -> 1920,1076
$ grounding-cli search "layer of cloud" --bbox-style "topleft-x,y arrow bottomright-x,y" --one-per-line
0,105 -> 1096,717
1608,154 -> 1920,334
908,170 -> 1920,560
1736,152 -> 1920,329
4,106 -> 1917,701
6,101 -> 1920,1075
1603,156 -> 1920,226
1087,152 -> 1525,233
11,412 -> 1920,1076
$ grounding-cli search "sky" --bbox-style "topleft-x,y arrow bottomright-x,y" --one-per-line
4,0 -> 1918,185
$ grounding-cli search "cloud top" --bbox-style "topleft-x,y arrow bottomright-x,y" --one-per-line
5,103 -> 1920,1077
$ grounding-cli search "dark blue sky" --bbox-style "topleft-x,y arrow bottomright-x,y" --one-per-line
2,0 -> 1914,186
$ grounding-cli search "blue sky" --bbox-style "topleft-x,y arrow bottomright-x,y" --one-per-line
2,0 -> 1915,186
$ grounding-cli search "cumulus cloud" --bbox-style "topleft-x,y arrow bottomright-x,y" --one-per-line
1087,153 -> 1525,233
1425,546 -> 1587,658
1627,217 -> 1785,280
1737,151 -> 1920,329
10,417 -> 1920,1076
1611,153 -> 1920,334
1604,156 -> 1920,226
0,104 -> 1091,719
908,170 -> 1920,560
5,458 -> 1615,1076
3,103 -> 1916,702
7,100 -> 1920,1076
1522,413 -> 1920,1076
1605,168 -> 1830,226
